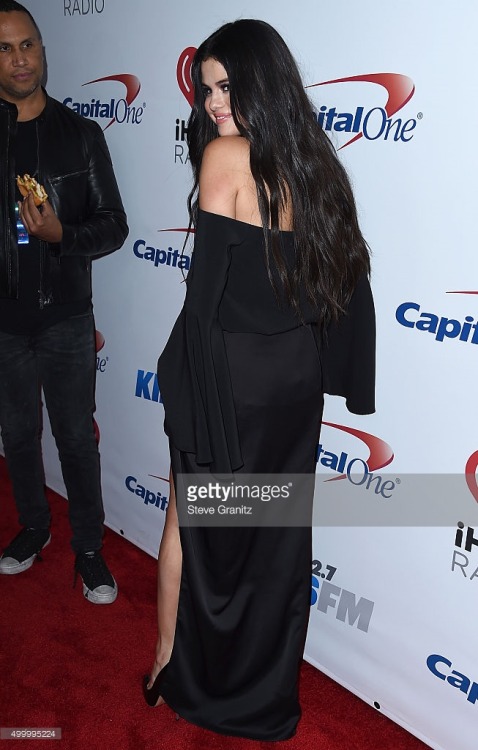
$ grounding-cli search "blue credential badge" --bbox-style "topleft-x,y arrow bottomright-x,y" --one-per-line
15,204 -> 29,245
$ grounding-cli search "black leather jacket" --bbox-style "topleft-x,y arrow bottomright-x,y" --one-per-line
0,92 -> 128,305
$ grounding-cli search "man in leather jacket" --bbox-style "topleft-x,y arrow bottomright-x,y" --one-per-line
0,2 -> 128,604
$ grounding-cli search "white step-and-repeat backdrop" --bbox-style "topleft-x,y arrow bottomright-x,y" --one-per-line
7,2 -> 478,748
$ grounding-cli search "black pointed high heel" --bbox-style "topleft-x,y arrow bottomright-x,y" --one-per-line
142,665 -> 168,707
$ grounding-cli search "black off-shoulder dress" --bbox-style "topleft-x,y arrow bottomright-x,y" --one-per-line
155,210 -> 375,741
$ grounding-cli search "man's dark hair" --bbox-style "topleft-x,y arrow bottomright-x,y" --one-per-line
0,1 -> 42,39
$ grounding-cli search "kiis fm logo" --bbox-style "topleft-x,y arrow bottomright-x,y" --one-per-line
310,559 -> 374,633
174,48 -> 419,160
396,291 -> 478,346
63,74 -> 144,130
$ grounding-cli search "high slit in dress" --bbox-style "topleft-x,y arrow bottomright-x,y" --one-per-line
156,210 -> 375,740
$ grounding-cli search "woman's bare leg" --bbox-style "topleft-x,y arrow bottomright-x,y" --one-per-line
148,468 -> 182,694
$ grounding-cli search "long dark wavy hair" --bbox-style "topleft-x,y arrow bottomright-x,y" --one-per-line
187,19 -> 370,322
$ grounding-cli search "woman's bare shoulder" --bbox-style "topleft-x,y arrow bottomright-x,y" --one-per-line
202,135 -> 250,169
199,137 -> 251,217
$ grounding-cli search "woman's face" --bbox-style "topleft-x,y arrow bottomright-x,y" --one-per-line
201,58 -> 240,137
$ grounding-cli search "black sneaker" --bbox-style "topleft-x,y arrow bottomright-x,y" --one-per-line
74,551 -> 118,605
0,528 -> 51,575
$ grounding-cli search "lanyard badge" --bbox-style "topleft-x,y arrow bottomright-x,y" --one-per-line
15,204 -> 29,245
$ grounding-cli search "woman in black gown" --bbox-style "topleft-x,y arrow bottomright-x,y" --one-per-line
144,19 -> 375,741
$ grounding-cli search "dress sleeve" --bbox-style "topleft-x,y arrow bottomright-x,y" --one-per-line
157,211 -> 243,474
320,274 -> 376,415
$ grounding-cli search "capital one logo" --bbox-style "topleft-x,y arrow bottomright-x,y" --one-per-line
63,74 -> 143,130
176,47 -> 417,149
396,290 -> 478,346
306,73 -> 416,149
319,422 -> 394,480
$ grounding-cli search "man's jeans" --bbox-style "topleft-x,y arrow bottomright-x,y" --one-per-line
0,311 -> 105,553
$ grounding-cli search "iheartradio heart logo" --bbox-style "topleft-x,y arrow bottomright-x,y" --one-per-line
465,451 -> 478,504
177,47 -> 196,107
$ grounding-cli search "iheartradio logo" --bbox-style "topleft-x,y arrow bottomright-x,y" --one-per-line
465,451 -> 478,504
177,47 -> 195,107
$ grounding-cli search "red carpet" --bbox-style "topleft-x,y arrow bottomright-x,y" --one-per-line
0,457 -> 429,750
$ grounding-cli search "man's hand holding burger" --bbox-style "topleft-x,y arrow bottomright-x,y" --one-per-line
17,174 -> 63,244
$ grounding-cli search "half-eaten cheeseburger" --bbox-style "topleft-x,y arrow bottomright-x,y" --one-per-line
16,174 -> 48,206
